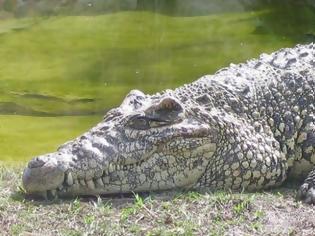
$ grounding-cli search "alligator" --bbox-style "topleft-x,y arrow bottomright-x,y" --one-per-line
22,43 -> 315,203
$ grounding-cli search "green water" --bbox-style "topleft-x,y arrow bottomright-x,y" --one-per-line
0,1 -> 314,162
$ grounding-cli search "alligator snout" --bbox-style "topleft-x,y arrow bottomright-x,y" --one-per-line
22,153 -> 66,197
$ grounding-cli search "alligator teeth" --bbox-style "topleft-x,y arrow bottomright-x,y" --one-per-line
72,183 -> 80,191
79,179 -> 86,186
109,164 -> 115,172
66,172 -> 74,186
95,178 -> 104,187
102,176 -> 109,184
94,169 -> 103,178
86,179 -> 95,189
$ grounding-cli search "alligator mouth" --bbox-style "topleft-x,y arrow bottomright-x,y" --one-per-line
24,159 -> 146,200
23,124 -> 213,200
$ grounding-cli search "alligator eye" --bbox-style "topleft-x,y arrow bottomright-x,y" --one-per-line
149,119 -> 170,128
128,116 -> 150,130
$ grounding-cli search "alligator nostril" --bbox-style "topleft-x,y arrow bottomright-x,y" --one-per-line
28,157 -> 46,169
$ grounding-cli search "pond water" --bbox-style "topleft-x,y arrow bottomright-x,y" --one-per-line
0,0 -> 314,163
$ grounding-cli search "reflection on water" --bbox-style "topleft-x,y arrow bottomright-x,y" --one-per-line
0,0 -> 314,162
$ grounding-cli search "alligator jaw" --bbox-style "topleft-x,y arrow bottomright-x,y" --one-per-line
22,153 -> 69,199
22,120 -> 216,199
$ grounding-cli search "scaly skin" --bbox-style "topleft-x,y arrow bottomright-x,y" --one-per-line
22,44 -> 315,203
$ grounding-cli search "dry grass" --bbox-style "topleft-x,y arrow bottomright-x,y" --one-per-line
1,166 -> 315,236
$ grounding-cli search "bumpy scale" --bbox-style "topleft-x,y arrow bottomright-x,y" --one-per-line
23,44 -> 315,203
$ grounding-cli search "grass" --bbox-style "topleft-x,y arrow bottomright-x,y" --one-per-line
1,166 -> 315,235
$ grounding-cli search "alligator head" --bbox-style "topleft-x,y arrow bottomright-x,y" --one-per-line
22,90 -> 218,199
